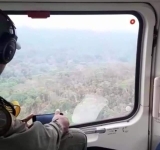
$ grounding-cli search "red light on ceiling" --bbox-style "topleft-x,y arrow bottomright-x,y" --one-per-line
130,19 -> 135,25
27,11 -> 50,19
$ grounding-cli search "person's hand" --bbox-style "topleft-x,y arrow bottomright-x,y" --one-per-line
52,109 -> 70,134
21,114 -> 34,128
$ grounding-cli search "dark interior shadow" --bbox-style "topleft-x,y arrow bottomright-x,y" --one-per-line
87,146 -> 115,150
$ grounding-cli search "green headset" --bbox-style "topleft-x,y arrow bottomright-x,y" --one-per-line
0,10 -> 18,64
0,10 -> 19,136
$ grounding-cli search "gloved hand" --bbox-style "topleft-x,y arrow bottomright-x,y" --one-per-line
21,114 -> 34,128
52,109 -> 70,134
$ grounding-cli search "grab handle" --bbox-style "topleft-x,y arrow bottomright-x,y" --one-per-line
153,77 -> 160,119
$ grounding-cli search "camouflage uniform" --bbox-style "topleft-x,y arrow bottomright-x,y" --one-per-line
0,114 -> 87,150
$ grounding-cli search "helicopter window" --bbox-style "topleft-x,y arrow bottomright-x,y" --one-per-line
0,13 -> 141,125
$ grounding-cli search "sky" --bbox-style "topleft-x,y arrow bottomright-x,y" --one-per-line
9,14 -> 139,33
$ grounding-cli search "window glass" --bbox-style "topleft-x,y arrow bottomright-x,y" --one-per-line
0,14 -> 139,125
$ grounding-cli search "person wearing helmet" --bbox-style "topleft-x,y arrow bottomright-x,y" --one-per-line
0,10 -> 87,150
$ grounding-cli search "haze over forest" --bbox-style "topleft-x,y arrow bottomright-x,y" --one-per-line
0,27 -> 138,124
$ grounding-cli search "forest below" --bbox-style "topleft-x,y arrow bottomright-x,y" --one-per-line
0,27 -> 138,124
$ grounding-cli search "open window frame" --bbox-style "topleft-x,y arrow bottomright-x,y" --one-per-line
0,2 -> 154,129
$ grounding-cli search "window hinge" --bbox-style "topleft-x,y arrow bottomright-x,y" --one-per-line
151,27 -> 158,56
153,27 -> 158,48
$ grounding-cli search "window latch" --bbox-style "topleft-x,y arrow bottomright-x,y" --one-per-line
83,128 -> 106,134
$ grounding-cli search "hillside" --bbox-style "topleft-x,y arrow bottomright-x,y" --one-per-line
0,27 -> 137,124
